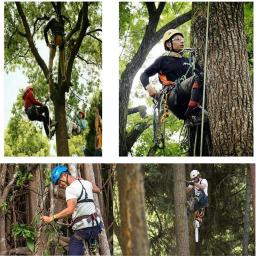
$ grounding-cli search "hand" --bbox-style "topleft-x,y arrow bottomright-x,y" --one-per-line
184,107 -> 193,118
41,215 -> 54,224
188,181 -> 194,186
146,85 -> 157,97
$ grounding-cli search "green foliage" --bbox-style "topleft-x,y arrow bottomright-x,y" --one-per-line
0,202 -> 8,214
68,133 -> 86,156
11,223 -> 35,252
16,168 -> 33,186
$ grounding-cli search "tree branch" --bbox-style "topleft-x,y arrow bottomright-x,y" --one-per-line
15,2 -> 49,79
145,2 -> 156,17
126,122 -> 150,151
128,105 -> 147,118
66,2 -> 90,83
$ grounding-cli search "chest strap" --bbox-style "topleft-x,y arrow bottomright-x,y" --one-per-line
77,179 -> 94,204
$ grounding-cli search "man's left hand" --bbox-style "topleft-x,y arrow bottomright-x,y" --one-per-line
41,215 -> 53,224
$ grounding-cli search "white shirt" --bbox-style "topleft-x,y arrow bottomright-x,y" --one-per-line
66,179 -> 100,230
189,178 -> 208,196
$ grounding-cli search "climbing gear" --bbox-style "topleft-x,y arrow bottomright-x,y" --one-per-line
162,29 -> 184,45
151,86 -> 173,150
77,180 -> 94,204
194,207 -> 206,243
51,165 -> 70,185
70,213 -> 98,229
190,170 -> 200,179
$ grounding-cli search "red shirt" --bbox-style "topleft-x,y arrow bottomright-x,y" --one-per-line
23,89 -> 43,110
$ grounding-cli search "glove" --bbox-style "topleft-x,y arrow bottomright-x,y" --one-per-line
146,84 -> 157,97
184,107 -> 193,119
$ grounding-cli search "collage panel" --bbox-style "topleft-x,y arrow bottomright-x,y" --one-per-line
114,164 -> 255,255
4,2 -> 102,157
0,163 -> 113,255
119,2 -> 253,157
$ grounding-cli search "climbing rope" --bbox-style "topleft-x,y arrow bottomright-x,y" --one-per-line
200,2 -> 210,156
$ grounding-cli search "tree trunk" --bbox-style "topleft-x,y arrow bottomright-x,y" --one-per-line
173,164 -> 190,256
116,164 -> 149,255
242,167 -> 251,256
83,164 -> 111,256
249,164 -> 255,227
191,2 -> 253,156
52,89 -> 69,156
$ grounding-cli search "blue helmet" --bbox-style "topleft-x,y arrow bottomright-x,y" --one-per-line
51,165 -> 70,185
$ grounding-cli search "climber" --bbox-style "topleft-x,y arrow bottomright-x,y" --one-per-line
95,108 -> 102,156
68,111 -> 87,138
23,85 -> 55,139
41,165 -> 103,255
140,29 -> 206,121
186,169 -> 208,213
44,14 -> 66,82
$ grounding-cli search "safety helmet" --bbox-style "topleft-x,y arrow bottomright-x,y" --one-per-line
51,165 -> 70,185
190,169 -> 200,179
79,111 -> 85,119
24,84 -> 33,93
162,29 -> 184,49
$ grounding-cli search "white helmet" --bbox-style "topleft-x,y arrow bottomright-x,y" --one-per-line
190,170 -> 200,179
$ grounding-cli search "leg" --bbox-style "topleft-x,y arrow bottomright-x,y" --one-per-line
48,45 -> 56,76
59,38 -> 66,81
68,233 -> 84,256
36,106 -> 50,137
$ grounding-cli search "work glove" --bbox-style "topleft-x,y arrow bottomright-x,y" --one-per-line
146,84 -> 157,97
184,107 -> 194,119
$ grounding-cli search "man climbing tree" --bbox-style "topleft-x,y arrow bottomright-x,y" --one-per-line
140,29 -> 205,121
67,110 -> 87,138
22,84 -> 55,139
41,165 -> 103,255
186,169 -> 208,222
44,13 -> 66,83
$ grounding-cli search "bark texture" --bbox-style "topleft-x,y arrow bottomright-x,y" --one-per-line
116,164 -> 149,255
191,2 -> 253,156
173,165 -> 190,256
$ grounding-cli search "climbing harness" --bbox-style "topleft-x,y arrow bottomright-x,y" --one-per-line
194,207 -> 206,243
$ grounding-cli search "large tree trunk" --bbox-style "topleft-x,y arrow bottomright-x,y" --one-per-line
116,164 -> 149,255
0,165 -> 18,255
191,2 -> 253,156
173,165 -> 190,256
242,167 -> 251,256
83,164 -> 111,256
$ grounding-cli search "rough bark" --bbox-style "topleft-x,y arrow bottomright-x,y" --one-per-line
173,164 -> 190,256
0,164 -> 18,255
83,164 -> 111,256
119,2 -> 192,155
191,2 -> 253,156
116,164 -> 149,255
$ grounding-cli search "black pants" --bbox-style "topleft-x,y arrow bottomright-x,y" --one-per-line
26,105 -> 50,136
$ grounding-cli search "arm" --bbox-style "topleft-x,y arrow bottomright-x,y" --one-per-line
92,183 -> 101,194
194,182 -> 206,190
44,19 -> 52,46
140,56 -> 162,89
41,198 -> 77,223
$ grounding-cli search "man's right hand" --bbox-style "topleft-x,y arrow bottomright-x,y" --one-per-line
146,85 -> 157,97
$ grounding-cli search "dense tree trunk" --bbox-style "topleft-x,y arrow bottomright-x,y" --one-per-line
249,164 -> 255,226
191,2 -> 253,156
119,2 -> 192,155
0,165 -> 18,255
173,165 -> 190,256
242,167 -> 251,256
83,164 -> 111,256
116,164 -> 149,255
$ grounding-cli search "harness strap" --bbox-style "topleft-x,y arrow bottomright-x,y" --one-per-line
77,179 -> 94,204
70,213 -> 98,228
